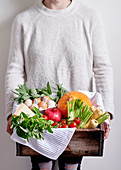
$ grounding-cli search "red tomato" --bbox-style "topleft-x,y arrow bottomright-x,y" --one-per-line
62,124 -> 69,128
42,115 -> 48,121
58,124 -> 62,128
60,119 -> 66,125
70,122 -> 77,128
51,122 -> 58,127
74,117 -> 80,125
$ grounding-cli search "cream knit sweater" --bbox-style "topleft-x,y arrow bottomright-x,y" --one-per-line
5,0 -> 114,119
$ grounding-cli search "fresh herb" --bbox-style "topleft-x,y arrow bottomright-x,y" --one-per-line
36,82 -> 54,100
37,82 -> 68,103
53,83 -> 69,103
12,83 -> 40,104
11,107 -> 53,142
12,82 -> 68,104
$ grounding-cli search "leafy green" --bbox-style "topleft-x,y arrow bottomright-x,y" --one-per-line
47,82 -> 52,95
11,107 -> 53,142
35,82 -> 55,101
12,83 -> 40,104
12,81 -> 69,105
53,83 -> 69,103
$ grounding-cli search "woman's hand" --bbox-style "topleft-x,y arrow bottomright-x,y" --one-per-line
7,115 -> 12,135
104,117 -> 111,139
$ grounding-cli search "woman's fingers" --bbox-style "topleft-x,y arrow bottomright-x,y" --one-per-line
104,122 -> 110,139
6,116 -> 12,135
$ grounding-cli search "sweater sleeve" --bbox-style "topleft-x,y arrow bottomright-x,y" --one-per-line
92,13 -> 114,118
5,16 -> 26,120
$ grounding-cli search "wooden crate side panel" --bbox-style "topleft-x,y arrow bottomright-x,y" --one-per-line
98,131 -> 104,156
16,129 -> 104,156
16,143 -> 40,156
63,130 -> 102,156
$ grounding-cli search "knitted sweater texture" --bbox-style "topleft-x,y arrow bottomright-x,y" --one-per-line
5,0 -> 114,119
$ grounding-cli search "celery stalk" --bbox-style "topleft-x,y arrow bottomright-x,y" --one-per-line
67,101 -> 70,118
71,100 -> 74,112
79,110 -> 93,128
74,99 -> 84,118
67,100 -> 75,123
79,101 -> 84,110
78,101 -> 84,118
81,105 -> 89,120
97,112 -> 110,125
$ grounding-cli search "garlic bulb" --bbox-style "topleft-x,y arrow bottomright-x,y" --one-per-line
39,107 -> 45,111
32,98 -> 41,104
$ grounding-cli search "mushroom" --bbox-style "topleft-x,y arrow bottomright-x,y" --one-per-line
41,96 -> 50,103
39,107 -> 45,111
24,99 -> 32,107
38,101 -> 47,110
32,98 -> 41,104
47,100 -> 56,108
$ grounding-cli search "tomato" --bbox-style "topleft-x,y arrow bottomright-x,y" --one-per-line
42,115 -> 48,121
51,122 -> 58,127
74,117 -> 80,125
61,119 -> 66,124
70,122 -> 77,128
58,124 -> 62,128
60,119 -> 67,126
62,124 -> 69,128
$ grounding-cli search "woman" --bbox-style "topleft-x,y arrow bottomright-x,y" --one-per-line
6,0 -> 114,169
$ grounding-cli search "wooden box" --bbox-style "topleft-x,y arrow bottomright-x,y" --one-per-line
16,123 -> 104,157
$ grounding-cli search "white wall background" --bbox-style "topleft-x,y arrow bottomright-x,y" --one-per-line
0,0 -> 121,170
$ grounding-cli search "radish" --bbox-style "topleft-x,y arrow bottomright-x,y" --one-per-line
44,108 -> 62,122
